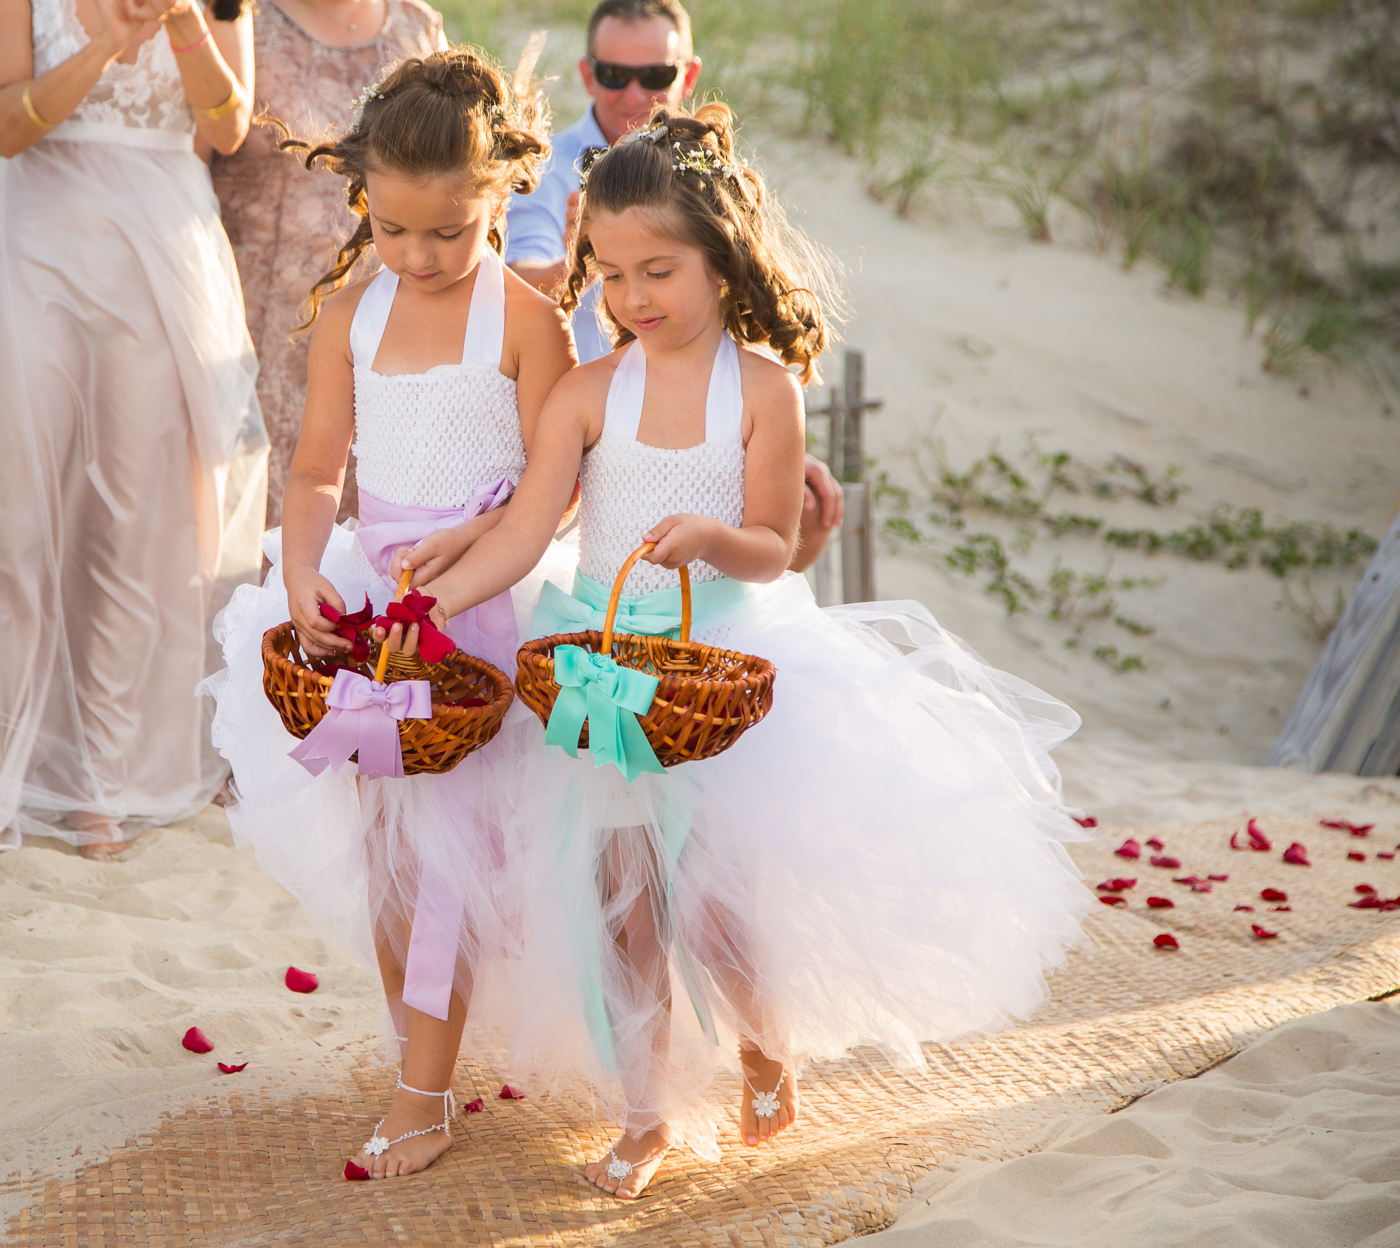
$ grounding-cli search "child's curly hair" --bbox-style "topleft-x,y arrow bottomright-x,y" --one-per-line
563,101 -> 838,384
274,46 -> 550,330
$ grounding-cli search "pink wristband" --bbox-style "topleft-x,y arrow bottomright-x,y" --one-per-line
170,29 -> 211,54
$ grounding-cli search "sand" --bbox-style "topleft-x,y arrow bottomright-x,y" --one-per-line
863,998 -> 1400,1248
5,78 -> 1400,1246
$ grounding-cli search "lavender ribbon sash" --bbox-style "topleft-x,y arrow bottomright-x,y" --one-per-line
354,479 -> 518,673
288,669 -> 432,780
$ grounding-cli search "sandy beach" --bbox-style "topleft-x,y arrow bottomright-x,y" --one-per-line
5,62 -> 1400,1248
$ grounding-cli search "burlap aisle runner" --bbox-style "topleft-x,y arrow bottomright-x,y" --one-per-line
8,814 -> 1400,1246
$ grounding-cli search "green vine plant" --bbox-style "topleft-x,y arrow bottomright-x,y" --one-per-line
873,433 -> 1377,673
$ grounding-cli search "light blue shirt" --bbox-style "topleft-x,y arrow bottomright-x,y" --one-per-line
504,105 -> 612,363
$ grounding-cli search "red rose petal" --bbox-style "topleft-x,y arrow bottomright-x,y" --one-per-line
1251,924 -> 1278,939
1352,896 -> 1384,909
1234,904 -> 1255,911
1260,888 -> 1288,902
499,1085 -> 526,1100
1173,875 -> 1212,892
285,966 -> 319,994
1146,896 -> 1174,908
1348,852 -> 1366,862
1270,905 -> 1292,911
182,1027 -> 214,1054
1321,818 -> 1373,836
1282,842 -> 1311,866
217,1061 -> 248,1074
1096,877 -> 1138,892
1099,895 -> 1127,906
1247,819 -> 1272,850
1150,855 -> 1182,869
1153,933 -> 1179,949
1073,815 -> 1098,828
1356,884 -> 1378,894
344,1161 -> 370,1181
1379,852 -> 1395,860
1207,873 -> 1229,882
1115,838 -> 1142,860
1146,837 -> 1165,850
464,1098 -> 485,1113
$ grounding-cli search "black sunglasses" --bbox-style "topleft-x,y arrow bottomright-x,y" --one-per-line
588,59 -> 682,91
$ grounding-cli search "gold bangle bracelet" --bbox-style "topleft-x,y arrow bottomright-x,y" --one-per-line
193,84 -> 242,121
21,83 -> 54,130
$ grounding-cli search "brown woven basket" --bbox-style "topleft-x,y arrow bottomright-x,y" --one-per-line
261,572 -> 514,776
515,542 -> 775,767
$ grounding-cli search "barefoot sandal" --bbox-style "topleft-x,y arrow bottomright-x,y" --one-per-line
362,1076 -> 457,1158
602,1134 -> 671,1187
744,1061 -> 786,1120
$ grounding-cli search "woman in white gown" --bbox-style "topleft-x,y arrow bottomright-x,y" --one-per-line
0,0 -> 268,854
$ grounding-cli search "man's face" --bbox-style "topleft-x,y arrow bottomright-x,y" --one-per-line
580,15 -> 701,145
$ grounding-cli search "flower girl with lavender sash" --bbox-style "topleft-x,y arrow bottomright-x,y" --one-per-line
202,48 -> 575,1181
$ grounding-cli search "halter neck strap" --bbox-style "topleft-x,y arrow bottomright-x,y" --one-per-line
602,335 -> 743,447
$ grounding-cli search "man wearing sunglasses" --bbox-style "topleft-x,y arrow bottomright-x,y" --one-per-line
505,0 -> 844,569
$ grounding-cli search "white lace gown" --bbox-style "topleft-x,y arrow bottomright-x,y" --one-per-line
204,251 -> 576,1037
0,1 -> 268,849
499,336 -> 1096,1159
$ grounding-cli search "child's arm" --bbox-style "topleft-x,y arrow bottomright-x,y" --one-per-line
423,366 -> 605,617
393,506 -> 509,591
643,358 -> 805,583
281,290 -> 360,656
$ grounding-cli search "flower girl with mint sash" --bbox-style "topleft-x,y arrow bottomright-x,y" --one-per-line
412,103 -> 1095,1198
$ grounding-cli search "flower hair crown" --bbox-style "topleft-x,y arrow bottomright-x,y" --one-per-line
613,123 -> 744,180
350,81 -> 511,131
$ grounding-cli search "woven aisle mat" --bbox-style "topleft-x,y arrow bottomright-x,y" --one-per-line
7,812 -> 1400,1247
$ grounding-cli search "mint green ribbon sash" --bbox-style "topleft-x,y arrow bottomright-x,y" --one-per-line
531,571 -> 753,783
545,647 -> 666,782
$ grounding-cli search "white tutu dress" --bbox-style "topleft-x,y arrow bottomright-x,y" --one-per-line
501,335 -> 1096,1157
203,248 -> 573,1035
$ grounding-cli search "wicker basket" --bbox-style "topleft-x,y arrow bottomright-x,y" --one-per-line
515,542 -> 775,767
261,572 -> 514,776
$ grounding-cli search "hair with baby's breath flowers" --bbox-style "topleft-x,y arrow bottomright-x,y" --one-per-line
268,46 -> 550,331
566,102 -> 838,383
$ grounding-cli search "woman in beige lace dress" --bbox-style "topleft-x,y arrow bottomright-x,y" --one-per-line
211,0 -> 445,524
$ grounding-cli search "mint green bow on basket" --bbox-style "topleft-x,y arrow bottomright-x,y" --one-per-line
516,542 -> 777,781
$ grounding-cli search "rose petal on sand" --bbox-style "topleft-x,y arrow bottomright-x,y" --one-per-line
1349,851 -> 1367,862
1379,852 -> 1396,860
182,1027 -> 213,1054
1261,888 -> 1288,902
1115,839 -> 1141,860
1147,837 -> 1165,850
1321,819 -> 1374,836
1173,875 -> 1212,892
1352,896 -> 1384,909
1251,924 -> 1279,939
1247,819 -> 1272,851
1234,904 -> 1255,911
285,967 -> 319,994
1150,855 -> 1182,869
499,1085 -> 526,1100
217,1062 -> 248,1074
1270,905 -> 1292,911
1099,896 -> 1127,906
464,1098 -> 485,1113
1073,815 -> 1098,828
1153,933 -> 1179,949
1147,896 -> 1174,908
1356,884 -> 1378,894
1096,878 -> 1137,892
1282,842 -> 1311,865
1207,873 -> 1229,881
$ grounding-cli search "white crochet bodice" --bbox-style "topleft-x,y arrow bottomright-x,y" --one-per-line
30,0 -> 195,149
350,248 -> 526,509
579,336 -> 746,597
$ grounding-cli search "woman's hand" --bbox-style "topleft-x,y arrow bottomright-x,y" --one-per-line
286,566 -> 349,657
87,0 -> 167,56
642,514 -> 721,570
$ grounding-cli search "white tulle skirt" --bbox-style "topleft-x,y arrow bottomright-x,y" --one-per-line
494,573 -> 1095,1158
202,522 -> 577,1036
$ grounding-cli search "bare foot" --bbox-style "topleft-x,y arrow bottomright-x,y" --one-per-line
582,1126 -> 672,1200
70,812 -> 132,861
739,1047 -> 798,1147
347,1086 -> 455,1179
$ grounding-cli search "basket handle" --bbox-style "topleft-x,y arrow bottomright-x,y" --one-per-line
373,566 -> 415,684
602,542 -> 691,652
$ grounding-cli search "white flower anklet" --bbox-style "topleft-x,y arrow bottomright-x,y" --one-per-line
362,1075 -> 457,1158
750,1066 -> 785,1120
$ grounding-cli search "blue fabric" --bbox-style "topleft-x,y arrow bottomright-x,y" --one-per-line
503,106 -> 611,363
